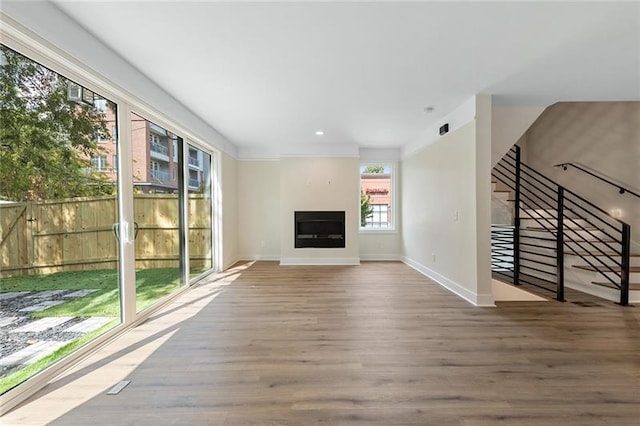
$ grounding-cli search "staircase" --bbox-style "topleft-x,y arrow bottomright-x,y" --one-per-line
491,146 -> 638,305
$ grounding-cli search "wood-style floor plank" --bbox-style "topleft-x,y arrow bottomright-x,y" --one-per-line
3,261 -> 639,425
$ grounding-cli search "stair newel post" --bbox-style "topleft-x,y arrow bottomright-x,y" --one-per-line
556,186 -> 565,302
513,146 -> 521,285
620,223 -> 631,306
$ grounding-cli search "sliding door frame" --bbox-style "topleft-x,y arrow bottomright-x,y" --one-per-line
0,14 -> 221,414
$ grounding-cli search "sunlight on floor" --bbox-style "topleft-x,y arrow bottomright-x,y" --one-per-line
1,267 -> 239,425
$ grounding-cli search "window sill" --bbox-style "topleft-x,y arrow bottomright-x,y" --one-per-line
359,228 -> 398,235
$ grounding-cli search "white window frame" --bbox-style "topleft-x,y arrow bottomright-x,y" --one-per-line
359,162 -> 397,233
91,154 -> 108,171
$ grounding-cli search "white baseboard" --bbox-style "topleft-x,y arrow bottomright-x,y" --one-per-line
280,257 -> 360,266
402,256 -> 495,307
359,254 -> 402,261
238,254 -> 280,262
222,256 -> 241,271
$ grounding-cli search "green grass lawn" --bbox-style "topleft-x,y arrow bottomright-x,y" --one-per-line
1,268 -> 184,317
0,321 -> 118,394
0,267 -> 198,394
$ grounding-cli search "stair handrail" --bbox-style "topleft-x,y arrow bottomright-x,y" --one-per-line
554,162 -> 640,199
492,146 -> 632,305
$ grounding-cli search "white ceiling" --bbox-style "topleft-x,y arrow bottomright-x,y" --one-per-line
52,1 -> 639,151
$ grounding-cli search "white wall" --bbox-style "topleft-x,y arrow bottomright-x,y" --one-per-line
522,102 -> 640,245
279,157 -> 360,264
491,105 -> 545,166
359,232 -> 402,261
237,155 -> 403,262
401,96 -> 494,306
221,153 -> 239,269
237,160 -> 281,260
474,95 -> 493,302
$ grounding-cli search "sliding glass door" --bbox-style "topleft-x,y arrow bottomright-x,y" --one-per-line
0,44 -> 217,399
0,46 -> 121,393
130,113 -> 185,313
187,145 -> 213,278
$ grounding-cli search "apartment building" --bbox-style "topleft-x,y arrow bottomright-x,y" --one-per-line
89,108 -> 206,193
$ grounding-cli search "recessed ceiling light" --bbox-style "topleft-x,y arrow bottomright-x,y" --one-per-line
424,106 -> 435,114
315,130 -> 324,136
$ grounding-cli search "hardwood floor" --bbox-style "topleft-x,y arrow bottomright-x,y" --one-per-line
3,261 -> 639,425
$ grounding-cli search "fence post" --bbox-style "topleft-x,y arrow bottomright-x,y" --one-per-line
513,146 -> 521,285
620,223 -> 630,306
556,187 -> 565,302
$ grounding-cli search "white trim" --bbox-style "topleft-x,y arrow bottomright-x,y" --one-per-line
359,254 -> 402,261
238,158 -> 281,163
280,257 -> 361,266
223,256 -> 242,271
212,152 -> 223,272
359,229 -> 399,235
279,143 -> 360,158
360,161 -> 397,232
402,256 -> 495,307
238,254 -> 281,262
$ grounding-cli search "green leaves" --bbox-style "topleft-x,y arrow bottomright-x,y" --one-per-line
361,189 -> 373,227
0,46 -> 114,201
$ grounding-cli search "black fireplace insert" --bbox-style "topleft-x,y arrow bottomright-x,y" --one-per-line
295,211 -> 345,248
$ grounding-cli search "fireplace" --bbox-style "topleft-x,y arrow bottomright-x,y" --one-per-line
295,211 -> 345,248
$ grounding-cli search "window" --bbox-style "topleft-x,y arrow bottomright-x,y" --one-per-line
0,44 -> 121,399
111,125 -> 117,143
173,139 -> 178,161
112,154 -> 118,172
189,169 -> 200,188
360,163 -> 394,230
92,155 -> 108,171
94,98 -> 107,112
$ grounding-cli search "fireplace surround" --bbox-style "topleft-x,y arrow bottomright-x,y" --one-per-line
294,211 -> 345,248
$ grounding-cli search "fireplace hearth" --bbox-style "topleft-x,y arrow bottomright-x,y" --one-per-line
295,211 -> 345,248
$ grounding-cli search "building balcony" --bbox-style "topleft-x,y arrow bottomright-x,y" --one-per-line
150,142 -> 169,160
188,156 -> 200,168
150,169 -> 170,184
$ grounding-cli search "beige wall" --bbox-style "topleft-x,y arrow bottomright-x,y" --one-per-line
401,115 -> 493,305
358,232 -> 402,260
221,152 -> 238,269
237,160 -> 281,260
279,157 -> 360,264
237,157 -> 401,262
522,102 -> 640,245
491,105 -> 545,166
475,95 -> 493,301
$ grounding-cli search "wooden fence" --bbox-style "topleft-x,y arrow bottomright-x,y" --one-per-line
0,194 -> 212,277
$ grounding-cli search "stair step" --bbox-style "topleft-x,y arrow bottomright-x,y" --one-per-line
573,265 -> 640,273
591,281 -> 640,291
565,252 -> 640,257
525,226 -> 599,232
522,228 -> 615,243
520,209 -> 557,219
